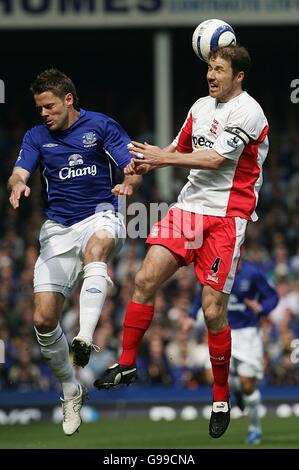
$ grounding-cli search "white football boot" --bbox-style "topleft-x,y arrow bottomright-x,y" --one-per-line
61,384 -> 88,436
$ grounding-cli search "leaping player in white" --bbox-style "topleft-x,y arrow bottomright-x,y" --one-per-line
94,45 -> 269,440
7,68 -> 141,435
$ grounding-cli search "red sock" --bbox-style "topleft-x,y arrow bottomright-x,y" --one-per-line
119,301 -> 154,366
208,326 -> 231,402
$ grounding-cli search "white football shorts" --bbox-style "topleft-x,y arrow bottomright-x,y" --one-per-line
34,210 -> 125,297
230,327 -> 264,380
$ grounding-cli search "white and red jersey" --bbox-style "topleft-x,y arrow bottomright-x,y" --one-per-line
172,91 -> 269,222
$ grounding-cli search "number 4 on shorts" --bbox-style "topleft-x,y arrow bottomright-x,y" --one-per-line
211,257 -> 221,274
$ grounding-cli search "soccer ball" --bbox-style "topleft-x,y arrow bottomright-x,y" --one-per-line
192,19 -> 237,62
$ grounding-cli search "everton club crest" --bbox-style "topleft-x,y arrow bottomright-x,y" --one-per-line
82,131 -> 97,147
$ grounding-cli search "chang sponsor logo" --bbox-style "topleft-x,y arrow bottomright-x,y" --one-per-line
59,154 -> 97,180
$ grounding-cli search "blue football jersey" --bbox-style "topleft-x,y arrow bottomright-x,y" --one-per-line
189,260 -> 279,329
15,109 -> 132,226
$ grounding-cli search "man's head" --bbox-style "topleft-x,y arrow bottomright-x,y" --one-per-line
30,68 -> 79,132
207,46 -> 251,102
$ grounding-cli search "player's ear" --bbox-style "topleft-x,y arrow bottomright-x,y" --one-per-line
236,71 -> 244,84
65,92 -> 74,107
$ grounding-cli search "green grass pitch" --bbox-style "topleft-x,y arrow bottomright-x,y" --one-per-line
0,416 -> 298,449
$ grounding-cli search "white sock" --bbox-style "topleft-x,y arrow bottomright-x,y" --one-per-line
243,389 -> 262,433
78,262 -> 109,343
35,323 -> 79,399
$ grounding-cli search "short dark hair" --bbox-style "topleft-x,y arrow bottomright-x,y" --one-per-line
209,45 -> 251,81
30,68 -> 79,108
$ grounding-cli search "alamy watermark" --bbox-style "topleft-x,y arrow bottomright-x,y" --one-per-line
0,340 -> 5,363
0,79 -> 5,103
290,79 -> 299,104
92,198 -> 204,250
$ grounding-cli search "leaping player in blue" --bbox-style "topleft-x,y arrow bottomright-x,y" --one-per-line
7,69 -> 142,435
186,258 -> 278,444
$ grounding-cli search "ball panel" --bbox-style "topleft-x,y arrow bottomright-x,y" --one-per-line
192,19 -> 237,63
210,25 -> 236,51
192,23 -> 204,60
217,31 -> 237,48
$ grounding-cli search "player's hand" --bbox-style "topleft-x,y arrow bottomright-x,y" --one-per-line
179,315 -> 195,333
244,298 -> 262,314
124,160 -> 137,175
128,141 -> 166,170
9,182 -> 31,209
124,159 -> 149,176
112,183 -> 134,197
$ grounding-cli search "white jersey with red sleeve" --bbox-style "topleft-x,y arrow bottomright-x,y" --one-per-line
172,91 -> 269,221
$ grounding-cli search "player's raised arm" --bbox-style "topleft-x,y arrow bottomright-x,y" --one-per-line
129,141 -> 226,171
7,167 -> 31,209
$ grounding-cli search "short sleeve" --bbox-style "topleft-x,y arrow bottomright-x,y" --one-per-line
172,108 -> 193,153
103,118 -> 132,169
213,101 -> 268,162
15,129 -> 41,173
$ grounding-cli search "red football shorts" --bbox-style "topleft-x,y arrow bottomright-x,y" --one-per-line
146,207 -> 247,294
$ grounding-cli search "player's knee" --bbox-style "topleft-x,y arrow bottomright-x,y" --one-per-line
241,378 -> 256,395
202,293 -> 227,332
85,243 -> 106,262
33,311 -> 57,333
203,308 -> 227,332
84,236 -> 114,263
134,270 -> 157,297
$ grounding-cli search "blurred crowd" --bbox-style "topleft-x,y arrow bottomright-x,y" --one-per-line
1,97 -> 299,393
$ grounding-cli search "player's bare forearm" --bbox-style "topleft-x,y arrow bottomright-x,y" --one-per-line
164,149 -> 226,169
8,173 -> 23,192
7,167 -> 30,188
7,167 -> 31,209
123,174 -> 142,194
162,143 -> 177,153
129,141 -> 226,170
111,174 -> 142,197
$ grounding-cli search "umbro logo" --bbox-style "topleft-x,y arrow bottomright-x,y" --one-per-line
86,288 -> 102,294
43,143 -> 59,148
